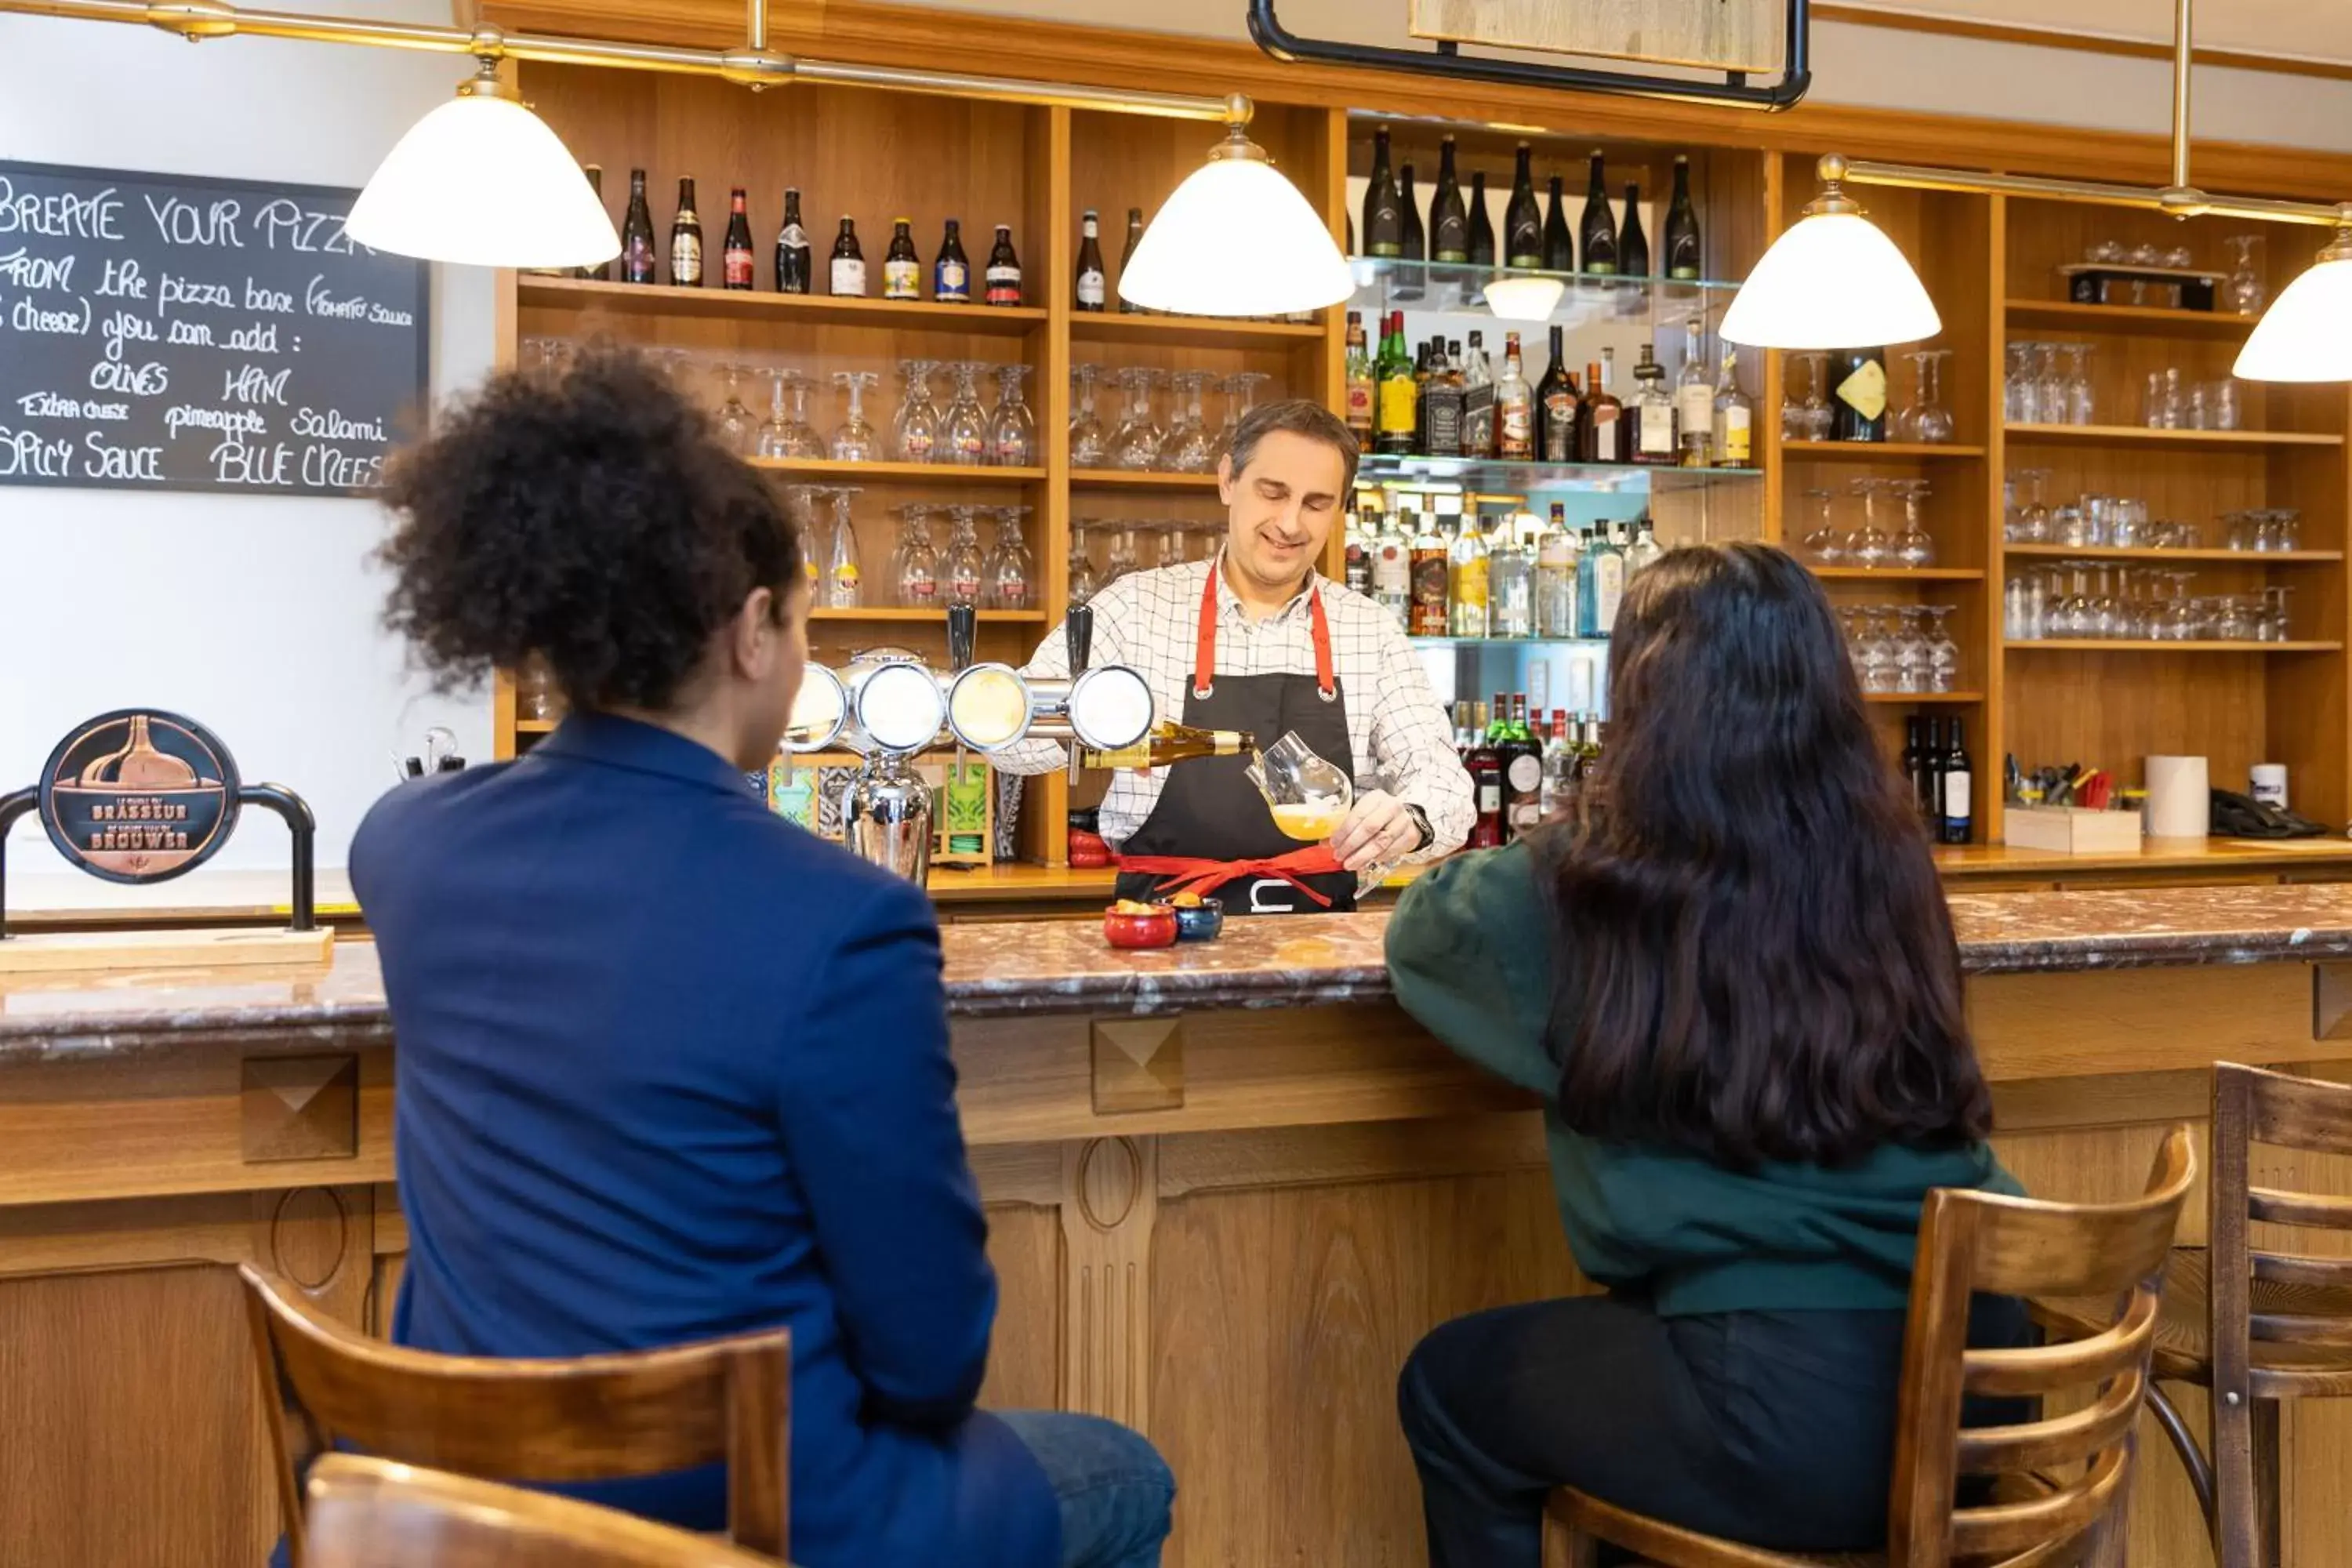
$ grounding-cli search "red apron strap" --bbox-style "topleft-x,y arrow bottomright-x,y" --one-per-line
1308,584 -> 1336,699
1193,566 -> 1220,699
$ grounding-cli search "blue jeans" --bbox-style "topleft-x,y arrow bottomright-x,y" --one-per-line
996,1410 -> 1174,1568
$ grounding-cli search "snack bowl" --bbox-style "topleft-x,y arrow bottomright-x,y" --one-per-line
1102,899 -> 1178,950
1168,895 -> 1224,942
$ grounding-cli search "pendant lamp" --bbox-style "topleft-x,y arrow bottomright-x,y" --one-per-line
1117,103 -> 1353,318
1720,158 -> 1940,350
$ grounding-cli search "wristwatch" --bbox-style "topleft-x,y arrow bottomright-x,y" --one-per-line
1403,804 -> 1434,851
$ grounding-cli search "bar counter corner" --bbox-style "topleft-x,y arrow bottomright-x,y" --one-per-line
7,884 -> 2352,1566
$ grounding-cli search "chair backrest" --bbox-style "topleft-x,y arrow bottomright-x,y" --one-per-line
238,1265 -> 788,1564
303,1453 -> 786,1568
1887,1125 -> 2196,1568
2211,1061 -> 2352,1397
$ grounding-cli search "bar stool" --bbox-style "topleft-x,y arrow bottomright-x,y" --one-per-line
238,1265 -> 789,1566
1541,1125 -> 2196,1568
2032,1062 -> 2352,1568
303,1453 -> 786,1566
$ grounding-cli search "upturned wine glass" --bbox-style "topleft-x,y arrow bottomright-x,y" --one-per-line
2224,234 -> 2267,316
1894,606 -> 1931,694
941,361 -> 989,466
1925,605 -> 1962,692
1900,350 -> 1955,443
1218,371 -> 1272,450
1069,520 -> 1103,604
891,359 -> 942,463
988,365 -> 1037,467
829,371 -> 880,462
1893,480 -> 1936,568
1847,478 -> 1892,570
712,362 -> 757,456
984,506 -> 1035,610
891,503 -> 940,608
1069,365 -> 1108,468
1799,487 -> 1845,564
1160,370 -> 1219,473
1109,368 -> 1164,470
942,504 -> 987,607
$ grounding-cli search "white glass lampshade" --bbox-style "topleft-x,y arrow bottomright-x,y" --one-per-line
1117,132 -> 1353,318
2235,234 -> 2352,382
1721,209 -> 1940,350
347,80 -> 619,270
1483,275 -> 1567,322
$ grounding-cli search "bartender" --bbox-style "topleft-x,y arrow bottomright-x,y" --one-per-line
998,400 -> 1472,914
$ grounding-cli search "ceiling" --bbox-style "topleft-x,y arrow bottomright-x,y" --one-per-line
1828,0 -> 2352,67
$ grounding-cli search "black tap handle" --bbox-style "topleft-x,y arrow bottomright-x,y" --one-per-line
1066,601 -> 1094,676
946,604 -> 978,672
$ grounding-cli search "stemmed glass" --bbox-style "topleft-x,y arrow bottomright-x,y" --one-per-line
2004,343 -> 2038,425
829,371 -> 880,462
1069,365 -> 1108,468
1799,487 -> 1844,564
1109,368 -> 1164,470
941,361 -> 989,466
712,362 -> 757,456
988,365 -> 1037,468
1160,370 -> 1220,473
2225,234 -> 2267,317
1788,351 -> 1831,441
2264,585 -> 2296,642
1847,478 -> 1892,570
821,486 -> 864,608
756,368 -> 800,459
941,504 -> 986,607
763,372 -> 822,459
1152,519 -> 1189,569
892,359 -> 942,463
1069,520 -> 1103,605
1105,522 -> 1143,581
1218,372 -> 1271,450
1857,605 -> 1898,693
1899,350 -> 1955,443
891,503 -> 940,608
1924,605 -> 1961,692
2034,343 -> 2066,430
983,506 -> 1035,610
1894,606 -> 1931,693
1893,480 -> 1936,568
2060,343 -> 2094,426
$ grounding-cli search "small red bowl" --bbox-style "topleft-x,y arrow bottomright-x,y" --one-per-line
1069,829 -> 1112,869
1102,903 -> 1178,950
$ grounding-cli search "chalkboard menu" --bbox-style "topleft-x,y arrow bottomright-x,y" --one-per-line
0,159 -> 429,498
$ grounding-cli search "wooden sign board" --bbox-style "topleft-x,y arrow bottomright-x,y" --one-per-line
1409,0 -> 1788,74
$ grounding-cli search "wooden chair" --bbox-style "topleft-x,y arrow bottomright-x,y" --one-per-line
238,1264 -> 789,1566
1541,1125 -> 2197,1568
2033,1062 -> 2352,1568
302,1452 -> 786,1567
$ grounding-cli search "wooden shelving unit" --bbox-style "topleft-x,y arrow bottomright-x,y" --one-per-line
2003,543 -> 2344,563
2003,298 -> 2257,337
1784,441 -> 1987,460
516,274 -> 1049,335
1812,566 -> 1987,582
2006,423 -> 2343,450
2008,639 -> 2343,653
747,458 -> 1047,484
1069,313 -> 1324,346
1068,469 -> 1224,491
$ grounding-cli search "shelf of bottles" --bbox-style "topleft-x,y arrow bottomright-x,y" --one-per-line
1454,695 -> 1608,851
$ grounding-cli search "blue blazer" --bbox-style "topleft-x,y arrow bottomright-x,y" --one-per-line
351,712 -> 1058,1568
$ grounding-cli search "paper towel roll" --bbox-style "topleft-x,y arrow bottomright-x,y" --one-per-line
2145,755 -> 2210,838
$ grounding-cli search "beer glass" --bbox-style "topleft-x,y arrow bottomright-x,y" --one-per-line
1246,731 -> 1354,842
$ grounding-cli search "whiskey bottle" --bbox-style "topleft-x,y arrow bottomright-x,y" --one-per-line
1460,330 -> 1496,460
1675,318 -> 1714,467
1581,353 -> 1624,463
1630,343 -> 1676,466
1495,331 -> 1534,462
1408,507 -> 1450,637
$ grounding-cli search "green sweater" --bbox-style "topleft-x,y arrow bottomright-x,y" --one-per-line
1385,841 -> 2020,1316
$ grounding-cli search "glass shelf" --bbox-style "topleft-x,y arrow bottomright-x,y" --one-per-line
1358,453 -> 1759,493
1348,256 -> 1739,328
1410,635 -> 1610,649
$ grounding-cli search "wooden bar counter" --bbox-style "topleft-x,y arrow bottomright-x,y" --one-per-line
8,887 -> 2352,1566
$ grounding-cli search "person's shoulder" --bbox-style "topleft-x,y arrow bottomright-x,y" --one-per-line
714,798 -> 938,934
1112,558 -> 1210,606
351,764 -> 511,890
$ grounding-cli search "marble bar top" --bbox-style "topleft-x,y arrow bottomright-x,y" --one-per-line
11,881 -> 2352,1061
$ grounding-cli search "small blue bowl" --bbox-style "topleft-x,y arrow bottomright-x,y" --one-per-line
1171,898 -> 1225,942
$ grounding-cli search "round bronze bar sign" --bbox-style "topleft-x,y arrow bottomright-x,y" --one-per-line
37,710 -> 242,884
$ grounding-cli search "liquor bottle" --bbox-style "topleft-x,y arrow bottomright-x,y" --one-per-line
1578,152 -> 1617,275
1904,717 -> 1933,824
1582,353 -> 1624,463
1501,694 -> 1544,840
1117,208 -> 1145,312
1663,154 -> 1703,281
1714,350 -> 1754,467
1626,514 -> 1664,576
1495,332 -> 1534,462
1465,717 -> 1504,849
985,224 -> 1023,306
621,168 -> 657,285
1082,721 -> 1253,771
719,188 -> 754,290
1467,170 -> 1496,267
1834,347 -> 1889,442
1408,508 -> 1450,636
935,219 -> 972,303
1504,143 -> 1542,269
1541,174 -> 1574,273
1940,719 -> 1974,844
829,217 -> 867,296
1448,510 -> 1490,637
775,187 -> 811,294
1537,325 -> 1578,464
1536,503 -> 1578,638
1377,311 -> 1418,456
1579,522 -> 1625,637
1363,125 -> 1404,259
1075,209 -> 1108,311
1580,716 -> 1610,813
883,218 -> 922,300
1345,502 -> 1374,594
1420,339 -> 1466,459
1488,516 -> 1534,639
1460,331 -> 1496,460
1539,708 -> 1578,821
668,177 -> 703,287
1344,310 -> 1374,442
1396,163 -> 1426,299
1617,182 -> 1650,279
1432,136 -> 1469,264
575,165 -> 610,281
1631,344 -> 1676,465
1372,505 -> 1411,627
1675,318 -> 1714,467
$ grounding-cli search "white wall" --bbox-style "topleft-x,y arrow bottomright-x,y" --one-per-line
0,2 -> 495,906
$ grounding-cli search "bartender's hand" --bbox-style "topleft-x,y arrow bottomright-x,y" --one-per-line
1330,789 -> 1418,873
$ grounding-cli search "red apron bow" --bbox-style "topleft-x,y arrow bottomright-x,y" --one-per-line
1115,844 -> 1347,909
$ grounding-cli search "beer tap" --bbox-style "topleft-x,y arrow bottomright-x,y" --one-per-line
1063,602 -> 1092,787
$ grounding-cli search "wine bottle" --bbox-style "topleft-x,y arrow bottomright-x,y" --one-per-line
1504,143 -> 1542,269
1432,136 -> 1469,264
1941,719 -> 1974,844
1541,174 -> 1574,273
1467,170 -> 1496,267
1578,151 -> 1617,276
668,177 -> 703,287
1363,125 -> 1404,259
1537,324 -> 1578,464
829,216 -> 866,296
985,224 -> 1023,306
1075,209 -> 1107,311
1399,163 -> 1426,264
1117,208 -> 1145,313
883,217 -> 921,300
721,187 -> 754,290
775,187 -> 811,294
1834,347 -> 1889,442
1617,182 -> 1650,279
620,168 -> 657,285
935,219 -> 971,303
1663,154 -> 1703,281
1082,721 -> 1252,771
575,165 -> 610,281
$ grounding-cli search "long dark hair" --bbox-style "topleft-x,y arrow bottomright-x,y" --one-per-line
1541,543 -> 1991,1168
